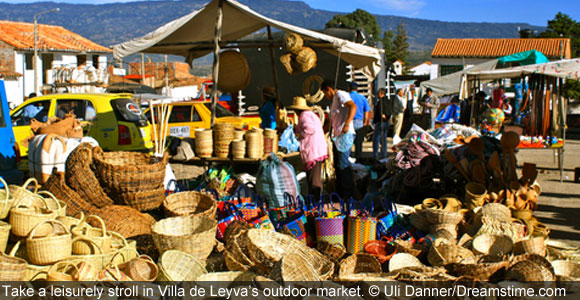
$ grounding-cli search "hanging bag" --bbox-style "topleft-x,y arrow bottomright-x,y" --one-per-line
245,197 -> 275,231
376,196 -> 398,240
256,153 -> 300,208
315,193 -> 346,249
346,200 -> 377,254
276,194 -> 310,245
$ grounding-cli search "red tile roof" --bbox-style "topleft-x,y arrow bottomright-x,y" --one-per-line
0,20 -> 111,53
0,69 -> 22,79
432,38 -> 571,59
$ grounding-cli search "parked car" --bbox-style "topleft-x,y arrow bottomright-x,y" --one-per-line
10,93 -> 154,158
0,79 -> 23,184
143,100 -> 261,139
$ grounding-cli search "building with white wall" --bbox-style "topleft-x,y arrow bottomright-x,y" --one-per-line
0,21 -> 111,107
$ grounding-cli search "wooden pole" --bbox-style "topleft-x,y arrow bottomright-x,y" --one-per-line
470,78 -> 476,127
267,26 -> 280,101
210,0 -> 224,127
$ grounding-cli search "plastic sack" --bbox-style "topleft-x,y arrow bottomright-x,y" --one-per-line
332,132 -> 354,152
256,153 -> 301,208
278,125 -> 300,153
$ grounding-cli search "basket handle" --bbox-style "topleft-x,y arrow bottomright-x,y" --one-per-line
0,177 -> 9,212
48,261 -> 80,276
28,219 -> 69,239
72,237 -> 103,254
22,178 -> 39,194
8,240 -> 21,257
37,191 -> 62,210
109,231 -> 129,249
77,215 -> 108,238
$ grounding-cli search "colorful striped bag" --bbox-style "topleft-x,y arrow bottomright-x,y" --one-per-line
215,202 -> 242,241
315,193 -> 346,249
346,200 -> 377,254
256,153 -> 300,208
276,194 -> 310,245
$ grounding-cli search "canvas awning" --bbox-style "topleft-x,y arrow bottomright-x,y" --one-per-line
498,50 -> 549,66
467,58 -> 580,80
112,0 -> 382,77
420,59 -> 498,96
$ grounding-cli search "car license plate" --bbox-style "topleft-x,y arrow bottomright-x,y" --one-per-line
169,126 -> 190,138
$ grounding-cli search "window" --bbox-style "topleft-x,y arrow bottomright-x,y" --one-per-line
192,106 -> 201,121
92,55 -> 100,69
168,106 -> 192,123
77,55 -> 87,66
55,99 -> 97,121
440,65 -> 463,76
11,100 -> 51,126
25,53 -> 33,71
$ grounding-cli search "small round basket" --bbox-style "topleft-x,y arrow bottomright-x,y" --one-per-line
283,32 -> 304,54
294,47 -> 317,73
9,196 -> 57,237
339,253 -> 382,277
427,244 -> 473,267
26,220 -> 72,265
423,207 -> 464,225
270,252 -> 320,282
195,129 -> 213,158
163,191 -> 217,218
0,221 -> 11,253
481,203 -> 511,222
217,51 -> 251,93
37,191 -> 66,217
388,253 -> 423,272
551,260 -> 580,278
0,243 -> 27,281
157,249 -> 207,281
472,234 -> 513,256
71,215 -> 112,255
514,236 -> 546,256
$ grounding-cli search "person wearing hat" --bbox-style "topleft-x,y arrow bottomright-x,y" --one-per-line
259,85 -> 278,129
348,81 -> 370,161
290,97 -> 328,201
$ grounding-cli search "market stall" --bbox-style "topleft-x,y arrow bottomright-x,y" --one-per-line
465,58 -> 579,181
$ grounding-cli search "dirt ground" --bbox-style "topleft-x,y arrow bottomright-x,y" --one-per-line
172,137 -> 580,247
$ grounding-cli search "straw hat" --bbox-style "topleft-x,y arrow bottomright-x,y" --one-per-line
287,96 -> 311,111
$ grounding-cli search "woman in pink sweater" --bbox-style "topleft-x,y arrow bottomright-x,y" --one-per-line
289,97 -> 328,200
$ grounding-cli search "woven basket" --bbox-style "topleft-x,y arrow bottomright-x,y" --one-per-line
224,227 -> 255,270
0,177 -> 15,219
280,53 -> 294,75
92,147 -> 167,210
423,207 -> 464,225
72,215 -> 112,255
56,212 -> 86,232
283,32 -> 304,54
472,234 -> 513,256
270,252 -> 320,282
234,129 -> 246,140
481,203 -> 511,222
42,170 -> 98,216
408,210 -> 430,232
439,194 -> 462,211
217,50 -> 251,93
157,249 -> 207,281
36,191 -> 66,217
294,47 -> 317,73
431,224 -> 458,241
195,129 -> 213,158
214,140 -> 231,158
66,237 -> 119,272
316,240 -> 347,262
94,205 -> 154,239
388,253 -> 424,272
231,140 -> 246,159
0,242 -> 27,281
0,221 -> 9,254
511,208 -> 533,221
151,215 -> 217,263
9,196 -> 56,237
427,244 -> 473,266
65,143 -> 114,208
117,253 -> 158,281
446,260 -> 509,280
392,239 -> 425,257
109,231 -> 138,264
551,260 -> 580,278
245,130 -> 263,159
197,271 -> 256,282
464,182 -> 487,210
339,253 -> 382,277
246,229 -> 333,279
224,250 -> 251,272
514,236 -> 546,256
8,178 -> 40,208
214,123 -> 234,141
507,260 -> 555,281
26,220 -> 72,265
163,191 -> 217,218
46,261 -> 79,281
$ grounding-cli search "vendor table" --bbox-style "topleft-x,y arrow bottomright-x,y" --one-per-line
171,152 -> 300,170
516,146 -> 564,182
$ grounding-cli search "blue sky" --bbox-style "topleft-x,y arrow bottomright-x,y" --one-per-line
2,0 -> 579,26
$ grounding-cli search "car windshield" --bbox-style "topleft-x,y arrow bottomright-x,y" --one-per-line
204,103 -> 234,118
111,98 -> 148,122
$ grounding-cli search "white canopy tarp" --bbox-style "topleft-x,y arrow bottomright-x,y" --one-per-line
420,59 -> 498,97
467,58 -> 580,81
113,0 -> 382,77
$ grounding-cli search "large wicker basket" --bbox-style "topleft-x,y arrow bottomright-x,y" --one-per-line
42,170 -> 98,216
92,147 -> 167,211
157,250 -> 207,281
217,51 -> 251,93
163,191 -> 217,218
93,205 -> 155,239
151,215 -> 217,264
26,220 -> 72,265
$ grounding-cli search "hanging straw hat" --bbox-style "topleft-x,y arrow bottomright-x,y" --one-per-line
287,96 -> 311,111
260,86 -> 277,99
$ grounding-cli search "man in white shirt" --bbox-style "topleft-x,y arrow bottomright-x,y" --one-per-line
392,88 -> 406,144
322,79 -> 356,199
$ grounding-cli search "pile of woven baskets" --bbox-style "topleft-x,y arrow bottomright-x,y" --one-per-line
193,127 -> 280,160
279,32 -> 317,75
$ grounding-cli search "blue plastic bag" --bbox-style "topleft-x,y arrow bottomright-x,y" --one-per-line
332,132 -> 354,152
279,125 -> 300,153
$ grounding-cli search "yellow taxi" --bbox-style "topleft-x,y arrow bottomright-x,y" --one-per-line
144,101 -> 261,139
10,93 -> 154,157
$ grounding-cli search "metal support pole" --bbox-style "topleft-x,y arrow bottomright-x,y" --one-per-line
33,17 -> 38,95
266,26 -> 280,101
210,0 -> 224,127
141,53 -> 145,84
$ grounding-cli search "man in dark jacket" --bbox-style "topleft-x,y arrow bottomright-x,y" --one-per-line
372,88 -> 391,159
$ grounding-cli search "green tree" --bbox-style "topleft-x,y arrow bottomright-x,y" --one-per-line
393,21 -> 409,66
381,29 -> 396,63
538,12 -> 580,57
325,9 -> 381,41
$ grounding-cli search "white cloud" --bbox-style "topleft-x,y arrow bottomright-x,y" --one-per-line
374,0 -> 426,16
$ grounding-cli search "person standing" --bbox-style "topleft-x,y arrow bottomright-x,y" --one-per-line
372,88 -> 390,160
419,87 -> 440,130
259,86 -> 277,129
322,79 -> 356,200
290,97 -> 328,201
392,88 -> 406,145
348,82 -> 370,161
